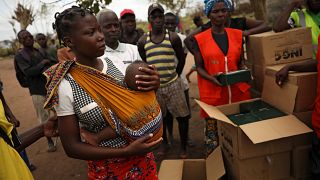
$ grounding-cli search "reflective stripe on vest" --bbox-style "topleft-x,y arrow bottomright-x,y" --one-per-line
298,10 -> 306,27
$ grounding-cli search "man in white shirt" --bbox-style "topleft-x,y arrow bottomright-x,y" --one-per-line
97,9 -> 142,80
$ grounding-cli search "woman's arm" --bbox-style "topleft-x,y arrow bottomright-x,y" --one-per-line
137,35 -> 147,61
238,47 -> 247,70
273,0 -> 304,32
184,27 -> 202,55
243,18 -> 271,36
15,117 -> 58,152
170,32 -> 186,76
58,115 -> 162,160
275,59 -> 317,86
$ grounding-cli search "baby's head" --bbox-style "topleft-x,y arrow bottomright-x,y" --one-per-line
125,61 -> 149,90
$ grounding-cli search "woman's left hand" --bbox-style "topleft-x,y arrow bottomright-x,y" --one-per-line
135,65 -> 160,91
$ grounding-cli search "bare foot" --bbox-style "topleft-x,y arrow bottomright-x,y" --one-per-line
179,150 -> 188,159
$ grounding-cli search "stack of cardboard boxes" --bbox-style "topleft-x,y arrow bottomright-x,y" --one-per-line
202,27 -> 316,179
246,27 -> 313,92
246,27 -> 318,179
159,27 -> 317,180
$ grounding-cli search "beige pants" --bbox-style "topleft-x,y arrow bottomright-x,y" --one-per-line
31,95 -> 53,123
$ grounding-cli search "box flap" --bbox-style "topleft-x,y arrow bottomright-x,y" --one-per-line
239,115 -> 312,144
195,99 -> 236,126
262,76 -> 298,114
158,160 -> 184,180
206,146 -> 225,180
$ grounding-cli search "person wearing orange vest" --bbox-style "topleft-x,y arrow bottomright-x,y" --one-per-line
275,36 -> 320,178
194,0 -> 251,156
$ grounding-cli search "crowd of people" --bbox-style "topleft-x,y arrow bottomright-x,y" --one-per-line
1,0 -> 320,179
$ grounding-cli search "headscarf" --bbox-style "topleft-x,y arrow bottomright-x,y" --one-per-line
204,0 -> 233,16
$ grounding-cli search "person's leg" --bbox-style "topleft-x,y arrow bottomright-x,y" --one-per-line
31,95 -> 56,152
311,133 -> 320,179
165,111 -> 174,145
162,114 -> 168,144
19,149 -> 36,171
183,89 -> 194,147
205,118 -> 219,157
155,89 -> 169,156
166,78 -> 190,158
176,116 -> 189,158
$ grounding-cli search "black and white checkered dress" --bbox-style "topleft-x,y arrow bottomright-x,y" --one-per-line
104,57 -> 125,81
65,75 -> 127,148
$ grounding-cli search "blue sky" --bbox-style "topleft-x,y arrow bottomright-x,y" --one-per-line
0,0 -> 203,41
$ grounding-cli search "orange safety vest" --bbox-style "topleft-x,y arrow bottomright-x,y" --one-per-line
194,28 -> 251,118
312,36 -> 320,138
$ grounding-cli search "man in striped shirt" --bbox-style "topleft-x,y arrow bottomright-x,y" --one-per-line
137,3 -> 190,158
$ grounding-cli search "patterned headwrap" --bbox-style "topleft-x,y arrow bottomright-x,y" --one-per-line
204,0 -> 233,16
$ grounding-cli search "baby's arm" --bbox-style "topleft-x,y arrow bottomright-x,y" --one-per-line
81,127 -> 118,146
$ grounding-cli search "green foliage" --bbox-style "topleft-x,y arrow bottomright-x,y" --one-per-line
76,0 -> 112,14
0,48 -> 14,57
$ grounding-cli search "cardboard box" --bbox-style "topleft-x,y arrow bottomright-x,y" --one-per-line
222,147 -> 291,180
158,147 -> 225,180
196,76 -> 313,160
292,145 -> 312,179
265,64 -> 317,112
247,27 -> 312,66
293,111 -> 313,128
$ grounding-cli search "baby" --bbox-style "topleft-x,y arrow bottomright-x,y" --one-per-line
124,60 -> 149,90
81,61 -> 163,145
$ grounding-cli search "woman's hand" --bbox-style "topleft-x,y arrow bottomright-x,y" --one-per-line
135,65 -> 160,91
43,116 -> 58,137
212,73 -> 222,86
124,134 -> 162,156
8,117 -> 20,127
275,66 -> 290,87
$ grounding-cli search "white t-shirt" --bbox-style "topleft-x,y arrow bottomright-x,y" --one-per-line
100,42 -> 142,76
54,59 -> 108,116
177,33 -> 188,54
176,33 -> 189,90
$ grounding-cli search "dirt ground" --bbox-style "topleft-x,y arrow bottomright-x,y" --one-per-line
0,53 -> 205,180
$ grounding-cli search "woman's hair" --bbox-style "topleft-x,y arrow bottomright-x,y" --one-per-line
53,6 -> 92,46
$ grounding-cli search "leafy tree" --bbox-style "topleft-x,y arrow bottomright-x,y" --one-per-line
11,3 -> 35,30
76,0 -> 112,14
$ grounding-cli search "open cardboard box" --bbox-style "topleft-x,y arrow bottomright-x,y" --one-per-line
158,146 -> 225,180
196,76 -> 313,159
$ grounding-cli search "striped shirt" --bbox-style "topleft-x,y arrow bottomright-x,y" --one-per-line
145,30 -> 178,86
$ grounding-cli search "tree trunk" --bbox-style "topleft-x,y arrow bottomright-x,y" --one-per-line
250,0 -> 267,20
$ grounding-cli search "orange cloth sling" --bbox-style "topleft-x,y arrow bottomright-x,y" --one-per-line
69,63 -> 162,142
